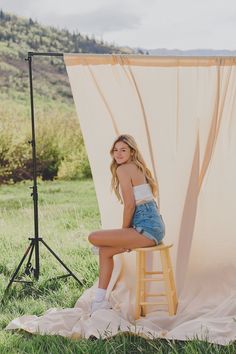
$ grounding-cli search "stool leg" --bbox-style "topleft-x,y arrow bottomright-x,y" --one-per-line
160,249 -> 175,315
135,251 -> 141,319
140,251 -> 145,317
141,251 -> 147,316
166,248 -> 178,313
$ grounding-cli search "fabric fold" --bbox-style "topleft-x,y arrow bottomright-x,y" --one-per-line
6,55 -> 236,345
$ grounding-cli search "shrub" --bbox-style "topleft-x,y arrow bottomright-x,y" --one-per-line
0,95 -> 91,184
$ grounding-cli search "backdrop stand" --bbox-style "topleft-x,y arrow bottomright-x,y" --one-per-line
4,52 -> 83,296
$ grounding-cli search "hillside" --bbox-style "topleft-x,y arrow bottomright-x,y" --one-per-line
0,11 -> 131,184
0,10 -> 133,101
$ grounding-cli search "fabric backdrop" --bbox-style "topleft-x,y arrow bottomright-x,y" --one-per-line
6,55 -> 236,345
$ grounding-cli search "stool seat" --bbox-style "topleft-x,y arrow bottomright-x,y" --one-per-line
135,243 -> 173,251
134,243 -> 178,319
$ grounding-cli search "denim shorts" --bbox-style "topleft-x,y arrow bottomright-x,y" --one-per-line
131,200 -> 165,245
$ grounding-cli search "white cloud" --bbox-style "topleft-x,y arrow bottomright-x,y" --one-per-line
43,6 -> 142,34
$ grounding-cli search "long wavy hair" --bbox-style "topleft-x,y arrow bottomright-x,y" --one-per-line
110,134 -> 159,204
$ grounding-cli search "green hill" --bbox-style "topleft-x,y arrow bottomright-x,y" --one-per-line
0,10 -> 133,100
0,11 -> 134,184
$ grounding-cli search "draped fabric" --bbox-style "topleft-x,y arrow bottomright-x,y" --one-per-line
6,55 -> 236,345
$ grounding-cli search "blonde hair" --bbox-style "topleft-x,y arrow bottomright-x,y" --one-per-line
110,134 -> 159,204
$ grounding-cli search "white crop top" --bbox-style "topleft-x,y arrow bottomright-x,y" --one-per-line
133,183 -> 154,204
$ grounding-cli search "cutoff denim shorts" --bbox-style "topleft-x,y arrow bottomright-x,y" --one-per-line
131,200 -> 165,245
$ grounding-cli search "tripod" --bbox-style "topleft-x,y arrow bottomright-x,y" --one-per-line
4,52 -> 83,294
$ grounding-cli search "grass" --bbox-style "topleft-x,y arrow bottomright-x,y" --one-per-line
0,179 -> 235,353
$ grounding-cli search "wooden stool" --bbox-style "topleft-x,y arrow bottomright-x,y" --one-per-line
135,244 -> 178,319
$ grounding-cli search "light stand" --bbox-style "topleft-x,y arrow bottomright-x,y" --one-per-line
4,52 -> 83,294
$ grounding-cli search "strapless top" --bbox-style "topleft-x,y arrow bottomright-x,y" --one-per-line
133,183 -> 154,204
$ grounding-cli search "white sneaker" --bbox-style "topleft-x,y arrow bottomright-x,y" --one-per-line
91,299 -> 112,313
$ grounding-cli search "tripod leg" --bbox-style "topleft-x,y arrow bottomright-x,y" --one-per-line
40,239 -> 83,286
5,241 -> 34,292
24,241 -> 35,276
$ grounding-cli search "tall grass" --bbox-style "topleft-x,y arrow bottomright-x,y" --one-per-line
0,180 -> 235,353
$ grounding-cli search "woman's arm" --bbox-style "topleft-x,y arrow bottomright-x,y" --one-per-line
116,165 -> 136,228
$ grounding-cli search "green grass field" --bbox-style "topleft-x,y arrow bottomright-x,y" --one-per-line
0,180 -> 235,353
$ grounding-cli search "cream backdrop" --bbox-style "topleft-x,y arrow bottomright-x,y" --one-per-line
6,55 -> 236,345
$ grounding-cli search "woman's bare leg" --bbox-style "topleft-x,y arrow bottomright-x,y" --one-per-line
98,247 -> 126,289
89,228 -> 155,289
88,227 -> 155,249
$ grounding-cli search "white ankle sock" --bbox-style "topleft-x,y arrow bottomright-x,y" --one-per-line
94,288 -> 106,302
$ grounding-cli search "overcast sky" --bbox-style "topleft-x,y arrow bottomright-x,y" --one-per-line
0,0 -> 236,50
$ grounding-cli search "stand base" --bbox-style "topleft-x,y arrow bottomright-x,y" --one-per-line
4,237 -> 84,297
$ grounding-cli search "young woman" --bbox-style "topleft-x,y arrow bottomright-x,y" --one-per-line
88,134 -> 165,312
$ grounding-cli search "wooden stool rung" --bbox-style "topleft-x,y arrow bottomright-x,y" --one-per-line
144,271 -> 163,275
142,278 -> 163,282
146,293 -> 166,297
140,302 -> 168,306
